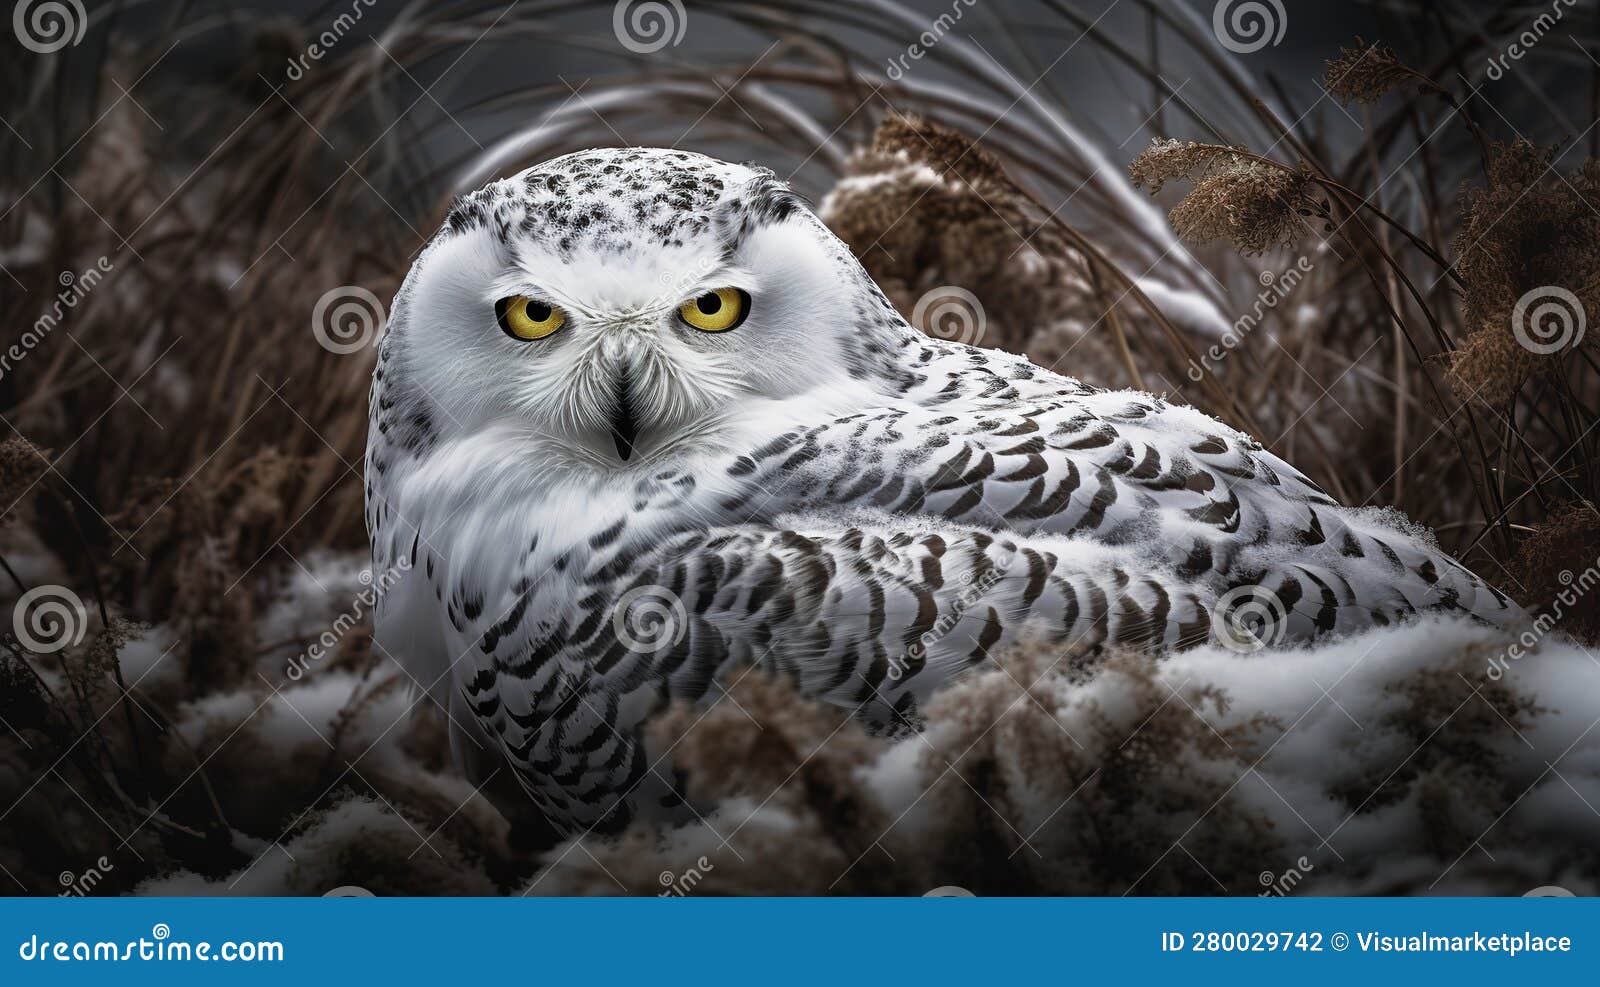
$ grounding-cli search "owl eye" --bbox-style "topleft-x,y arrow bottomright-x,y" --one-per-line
496,295 -> 566,341
677,288 -> 750,333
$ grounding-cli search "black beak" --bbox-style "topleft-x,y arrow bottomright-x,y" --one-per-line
610,366 -> 638,462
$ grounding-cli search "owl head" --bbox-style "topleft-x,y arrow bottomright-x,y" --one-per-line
378,148 -> 911,474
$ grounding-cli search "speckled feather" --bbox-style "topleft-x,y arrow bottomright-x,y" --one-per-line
366,148 -> 1516,836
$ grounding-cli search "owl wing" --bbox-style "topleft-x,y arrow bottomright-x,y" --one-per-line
717,339 -> 1517,639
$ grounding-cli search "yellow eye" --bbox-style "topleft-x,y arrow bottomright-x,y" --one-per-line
496,295 -> 566,340
678,288 -> 750,333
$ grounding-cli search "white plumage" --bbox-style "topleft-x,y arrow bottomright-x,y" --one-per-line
365,147 -> 1516,836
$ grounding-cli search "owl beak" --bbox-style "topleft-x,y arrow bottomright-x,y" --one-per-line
610,365 -> 638,462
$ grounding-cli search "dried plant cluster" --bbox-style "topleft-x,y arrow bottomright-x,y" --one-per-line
1,2 -> 1597,896
820,116 -> 1152,387
1449,141 -> 1600,405
1322,38 -> 1436,105
1128,141 -> 1324,255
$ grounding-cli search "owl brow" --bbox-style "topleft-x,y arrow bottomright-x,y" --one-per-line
644,269 -> 731,311
488,268 -> 581,316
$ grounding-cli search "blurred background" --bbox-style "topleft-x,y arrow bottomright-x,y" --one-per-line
1,0 -> 1597,895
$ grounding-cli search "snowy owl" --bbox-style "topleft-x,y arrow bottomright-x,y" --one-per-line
365,147 -> 1516,836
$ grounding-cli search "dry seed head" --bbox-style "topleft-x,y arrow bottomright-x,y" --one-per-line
1447,140 -> 1600,401
1130,140 -> 1319,255
1323,37 -> 1426,105
823,115 -> 1136,383
0,439 -> 50,517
